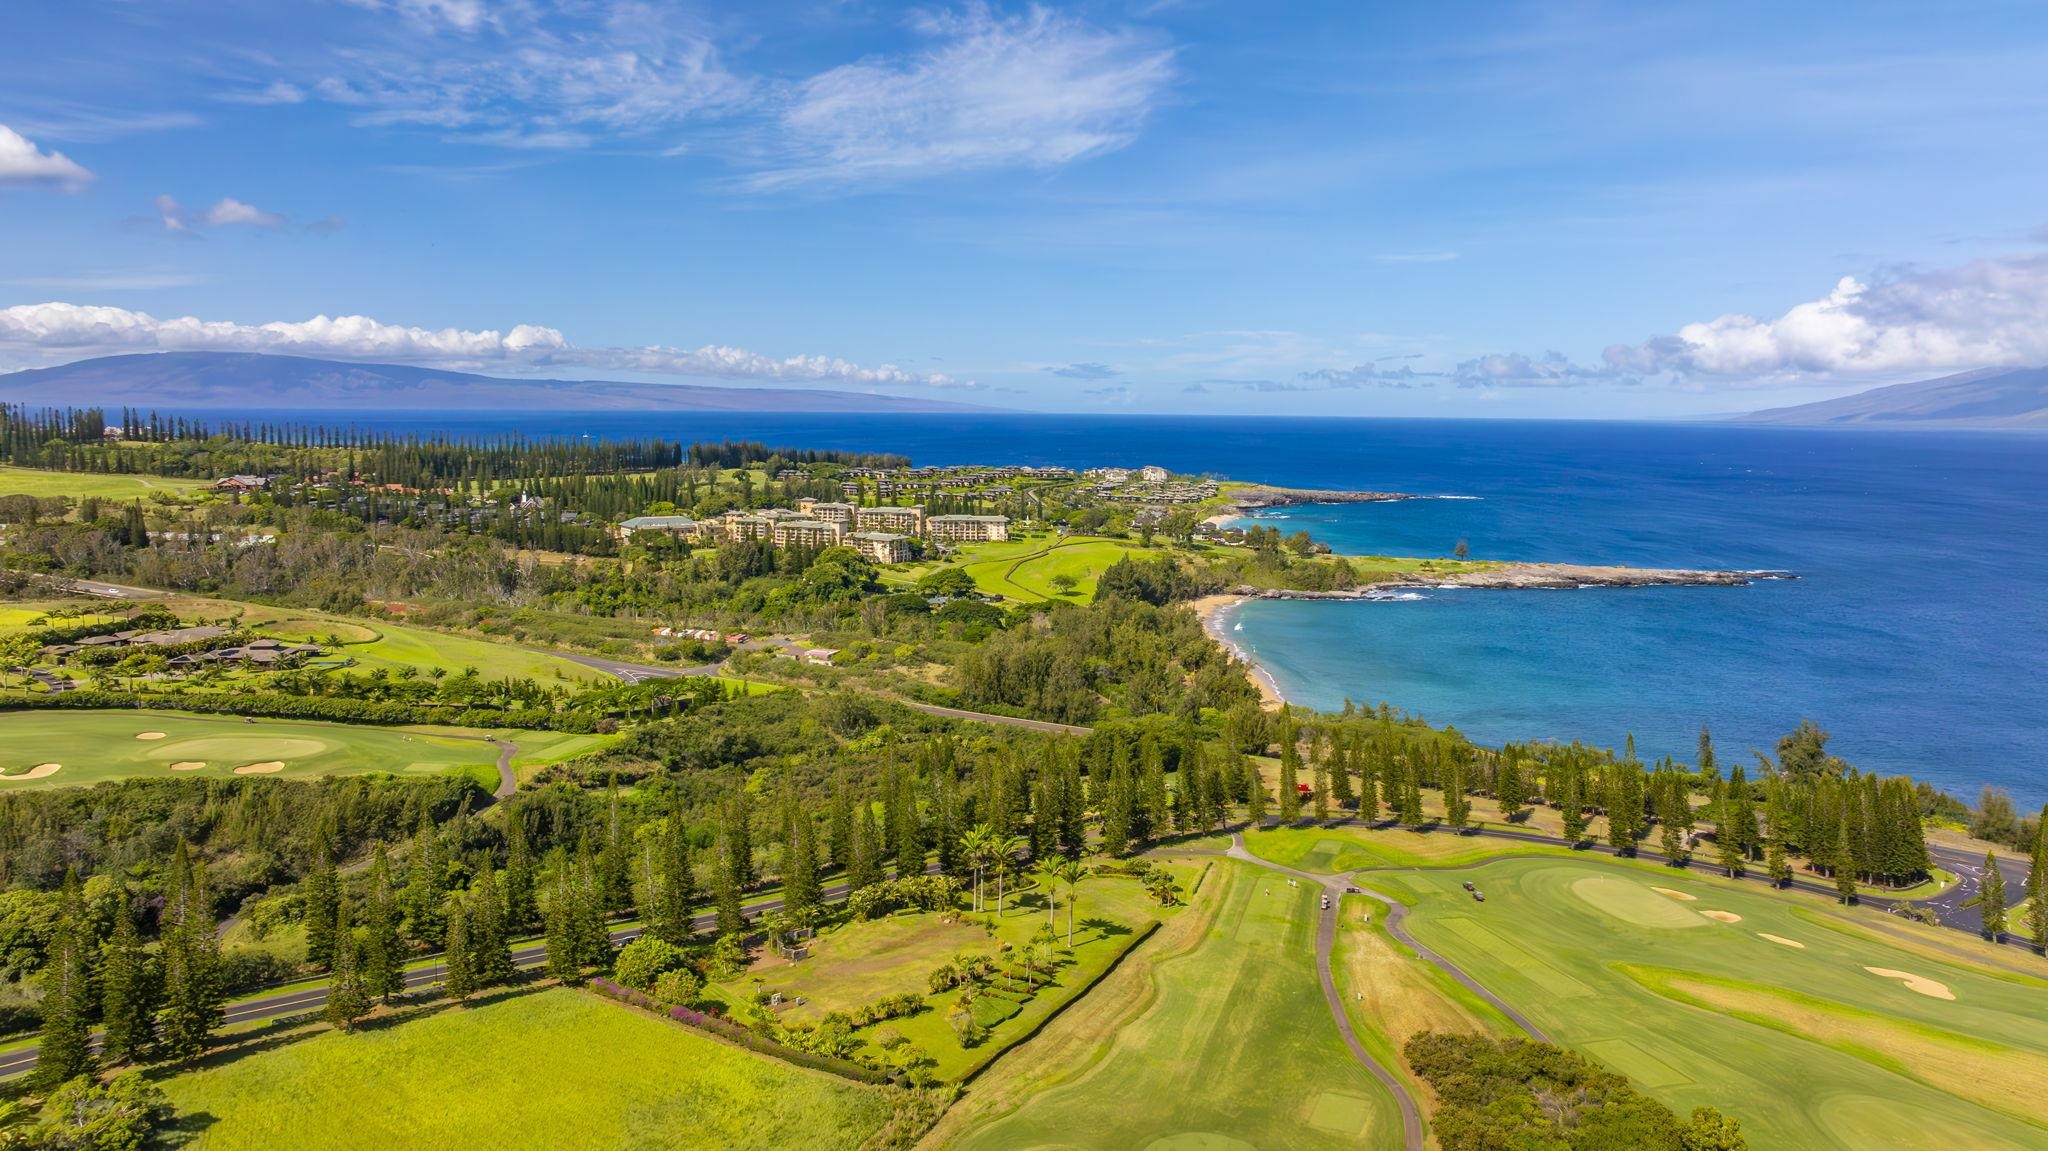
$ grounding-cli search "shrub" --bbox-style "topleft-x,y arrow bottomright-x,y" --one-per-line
650,967 -> 703,1008
612,936 -> 689,990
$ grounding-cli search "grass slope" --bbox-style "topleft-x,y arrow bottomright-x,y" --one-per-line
951,860 -> 1405,1150
0,465 -> 208,500
0,710 -> 501,788
157,986 -> 899,1151
1382,855 -> 2048,1150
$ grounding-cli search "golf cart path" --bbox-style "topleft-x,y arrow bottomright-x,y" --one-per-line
1225,833 -> 1425,1151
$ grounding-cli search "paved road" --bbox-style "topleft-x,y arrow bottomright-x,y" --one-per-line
1222,834 -> 1425,1151
1923,843 -> 2032,936
896,700 -> 1092,736
528,649 -> 724,684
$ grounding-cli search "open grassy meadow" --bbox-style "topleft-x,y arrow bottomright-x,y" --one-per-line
156,986 -> 903,1151
951,536 -> 1152,602
1372,854 -> 2048,1150
0,710 -> 502,788
949,860 -> 1406,1151
0,465 -> 210,501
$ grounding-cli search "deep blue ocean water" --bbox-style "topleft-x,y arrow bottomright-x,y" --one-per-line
275,411 -> 2046,802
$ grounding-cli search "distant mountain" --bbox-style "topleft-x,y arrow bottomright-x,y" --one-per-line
0,351 -> 999,414
1736,366 -> 2048,429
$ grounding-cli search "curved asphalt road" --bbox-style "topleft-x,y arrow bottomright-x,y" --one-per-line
1223,833 -> 1426,1151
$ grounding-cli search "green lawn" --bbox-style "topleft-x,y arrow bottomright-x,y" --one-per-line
954,536 -> 1153,602
1378,855 -> 2048,1150
1241,822 -> 1583,871
0,710 -> 501,788
720,864 -> 1195,1081
0,465 -> 209,501
155,986 -> 903,1151
951,860 -> 1406,1150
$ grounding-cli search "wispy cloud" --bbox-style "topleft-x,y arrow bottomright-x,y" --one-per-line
217,81 -> 307,106
1373,251 -> 1460,265
748,5 -> 1176,189
155,195 -> 290,233
1045,361 -> 1120,380
0,124 -> 94,191
3,272 -> 212,292
0,301 -> 973,390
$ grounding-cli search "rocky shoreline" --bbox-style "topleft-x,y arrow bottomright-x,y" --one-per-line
1218,484 -> 1417,510
1233,562 -> 1797,598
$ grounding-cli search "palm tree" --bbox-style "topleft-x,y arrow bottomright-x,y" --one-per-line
990,834 -> 1027,916
1034,861 -> 1063,929
1049,859 -> 1088,948
957,825 -> 993,912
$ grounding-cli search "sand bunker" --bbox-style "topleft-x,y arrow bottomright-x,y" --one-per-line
1701,910 -> 1742,923
233,761 -> 286,775
1865,967 -> 1955,1000
0,764 -> 62,781
1758,933 -> 1806,949
1649,886 -> 1698,902
169,761 -> 206,771
135,731 -> 167,741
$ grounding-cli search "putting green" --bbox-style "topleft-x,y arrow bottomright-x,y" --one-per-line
1571,876 -> 1706,929
0,710 -> 501,788
1386,856 -> 2048,1148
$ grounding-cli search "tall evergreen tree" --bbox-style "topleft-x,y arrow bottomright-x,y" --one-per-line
1243,753 -> 1269,824
361,844 -> 404,1004
443,899 -> 476,1003
714,844 -> 746,938
1974,851 -> 2008,940
1276,712 -> 1303,821
470,869 -> 515,987
598,777 -> 635,913
1444,758 -> 1471,830
303,832 -> 340,971
99,888 -> 156,1065
2027,807 -> 2048,954
651,816 -> 696,945
400,813 -> 448,948
1558,762 -> 1586,843
159,848 -> 224,1061
322,896 -> 369,1032
1833,825 -> 1859,904
785,810 -> 821,918
32,870 -> 96,1089
1495,752 -> 1526,821
503,815 -> 539,931
849,802 -> 883,893
827,775 -> 855,874
1766,833 -> 1792,887
1311,746 -> 1332,823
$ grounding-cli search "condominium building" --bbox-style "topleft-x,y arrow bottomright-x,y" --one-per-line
720,511 -> 774,542
772,519 -> 845,549
855,504 -> 926,535
926,514 -> 1010,544
796,499 -> 855,528
614,514 -> 699,542
847,530 -> 913,564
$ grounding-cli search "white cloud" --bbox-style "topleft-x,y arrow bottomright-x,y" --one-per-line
1374,251 -> 1460,265
0,302 -> 969,389
0,124 -> 94,190
219,82 -> 307,106
1602,253 -> 2048,380
752,5 -> 1175,188
204,198 -> 287,228
154,195 -> 289,232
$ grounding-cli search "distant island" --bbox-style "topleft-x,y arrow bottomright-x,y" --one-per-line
0,351 -> 1002,414
1734,365 -> 2048,429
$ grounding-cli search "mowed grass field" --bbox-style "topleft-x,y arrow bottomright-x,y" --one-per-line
952,860 -> 1406,1151
0,710 -> 501,788
0,465 -> 209,501
954,536 -> 1153,602
1372,855 -> 2048,1150
156,986 -> 901,1151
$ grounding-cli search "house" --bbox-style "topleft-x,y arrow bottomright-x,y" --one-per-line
212,475 -> 271,494
772,519 -> 845,549
926,514 -> 1010,544
1139,465 -> 1170,482
614,514 -> 699,542
854,504 -> 926,535
847,530 -> 912,564
802,648 -> 839,666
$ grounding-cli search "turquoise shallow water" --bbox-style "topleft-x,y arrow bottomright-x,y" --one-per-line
277,411 -> 2047,801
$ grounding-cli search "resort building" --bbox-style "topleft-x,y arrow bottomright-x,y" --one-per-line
772,519 -> 845,549
614,514 -> 699,542
1140,465 -> 1170,482
795,499 -> 856,527
855,504 -> 926,535
719,511 -> 774,542
847,531 -> 913,564
926,514 -> 1011,543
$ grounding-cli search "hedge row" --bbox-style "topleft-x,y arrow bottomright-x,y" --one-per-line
0,688 -> 596,732
585,978 -> 891,1085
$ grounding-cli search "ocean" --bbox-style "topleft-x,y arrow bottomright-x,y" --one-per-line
277,410 -> 2047,803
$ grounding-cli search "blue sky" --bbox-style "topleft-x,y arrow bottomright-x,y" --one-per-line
4,1 -> 2047,416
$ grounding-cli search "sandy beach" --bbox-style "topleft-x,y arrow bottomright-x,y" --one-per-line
1188,594 -> 1286,709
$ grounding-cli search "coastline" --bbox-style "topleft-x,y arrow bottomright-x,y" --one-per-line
1189,594 -> 1287,710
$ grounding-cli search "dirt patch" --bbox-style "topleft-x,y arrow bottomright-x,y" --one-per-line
0,764 -> 61,781
135,731 -> 167,740
1864,967 -> 1955,1000
169,761 -> 207,771
1757,933 -> 1805,949
1649,886 -> 1698,902
1701,910 -> 1742,923
233,761 -> 286,775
